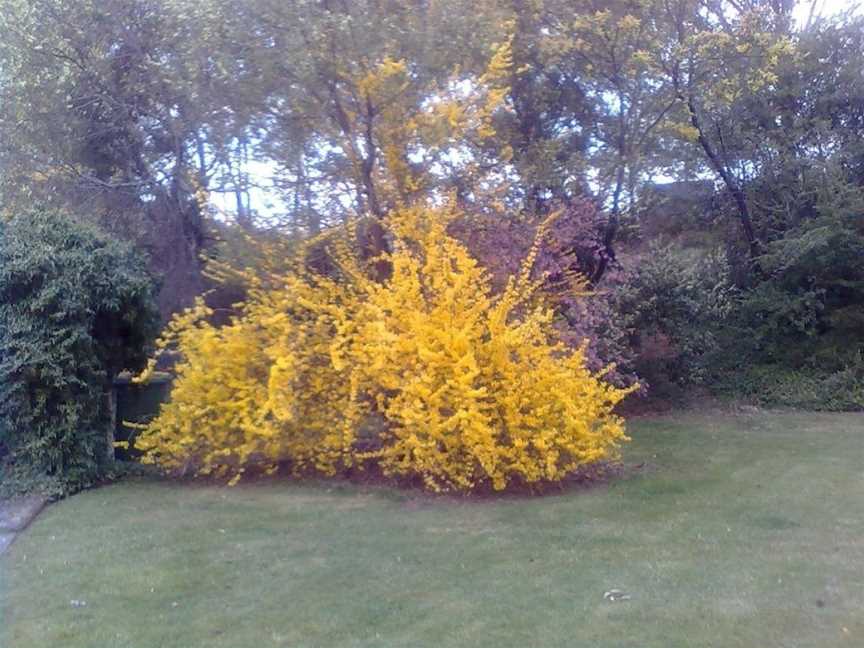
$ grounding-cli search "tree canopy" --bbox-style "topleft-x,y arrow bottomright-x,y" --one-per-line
0,0 -> 861,412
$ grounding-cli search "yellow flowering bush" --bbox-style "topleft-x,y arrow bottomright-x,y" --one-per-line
134,257 -> 359,482
136,204 -> 635,491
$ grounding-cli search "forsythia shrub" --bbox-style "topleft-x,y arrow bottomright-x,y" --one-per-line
133,272 -> 358,481
136,204 -> 635,491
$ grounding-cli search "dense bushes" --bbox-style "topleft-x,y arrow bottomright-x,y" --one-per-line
136,205 -> 635,491
612,242 -> 737,390
716,362 -> 864,411
738,196 -> 864,364
706,185 -> 864,409
614,184 -> 864,410
0,210 -> 159,496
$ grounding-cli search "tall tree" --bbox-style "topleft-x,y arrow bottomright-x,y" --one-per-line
0,0 -> 259,314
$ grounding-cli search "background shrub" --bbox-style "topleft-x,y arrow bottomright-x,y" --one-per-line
0,210 -> 159,496
705,185 -> 864,409
613,241 -> 737,391
716,360 -> 864,411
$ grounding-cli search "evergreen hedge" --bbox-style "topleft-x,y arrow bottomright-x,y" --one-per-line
0,210 -> 159,496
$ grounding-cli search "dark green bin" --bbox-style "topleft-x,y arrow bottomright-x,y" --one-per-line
112,373 -> 173,460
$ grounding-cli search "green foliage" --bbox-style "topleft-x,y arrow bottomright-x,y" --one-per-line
615,242 -> 736,388
0,210 -> 159,496
717,360 -> 864,412
707,181 -> 864,410
744,185 -> 864,365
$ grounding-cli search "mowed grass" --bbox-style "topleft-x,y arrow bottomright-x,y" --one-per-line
2,411 -> 863,648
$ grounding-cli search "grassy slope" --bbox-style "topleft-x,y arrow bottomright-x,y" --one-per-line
2,411 -> 863,648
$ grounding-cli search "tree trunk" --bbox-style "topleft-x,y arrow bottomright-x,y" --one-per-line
359,217 -> 391,282
684,96 -> 761,260
591,164 -> 624,284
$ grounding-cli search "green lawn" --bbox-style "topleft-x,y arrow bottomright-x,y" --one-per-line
2,411 -> 863,647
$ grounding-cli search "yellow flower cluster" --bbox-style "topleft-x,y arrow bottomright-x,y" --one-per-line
135,204 -> 635,491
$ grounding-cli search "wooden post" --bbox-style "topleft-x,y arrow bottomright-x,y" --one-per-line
106,387 -> 116,461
